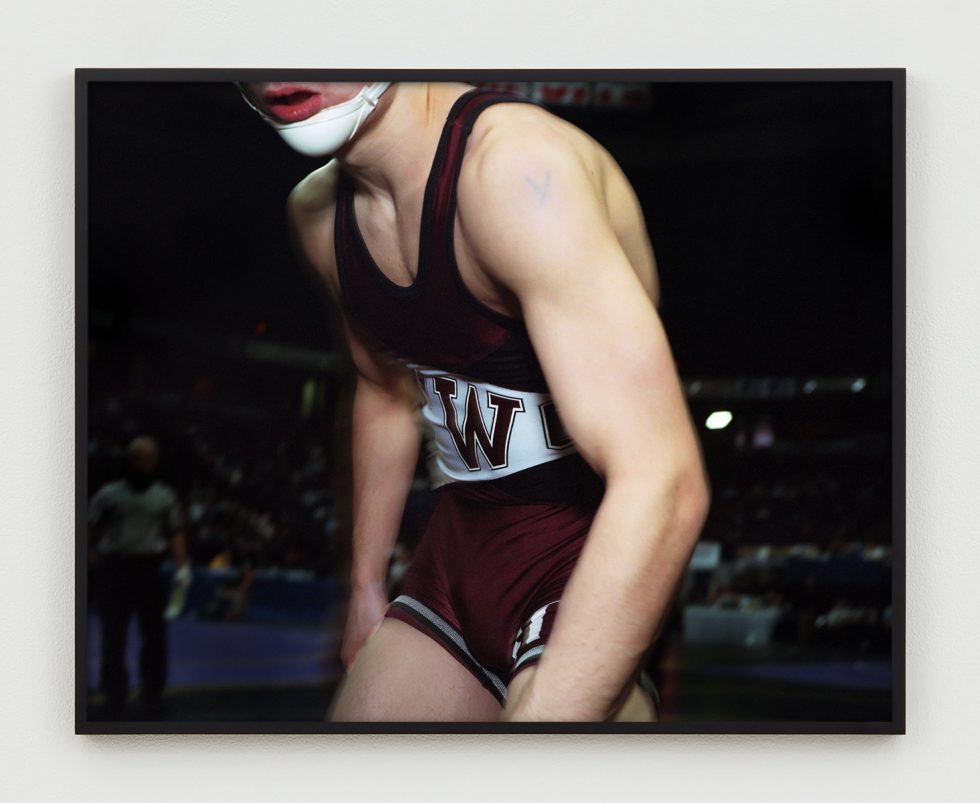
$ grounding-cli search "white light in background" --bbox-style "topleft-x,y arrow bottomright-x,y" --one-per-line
705,411 -> 733,430
851,377 -> 867,392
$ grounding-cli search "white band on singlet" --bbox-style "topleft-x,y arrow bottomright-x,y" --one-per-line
409,365 -> 575,482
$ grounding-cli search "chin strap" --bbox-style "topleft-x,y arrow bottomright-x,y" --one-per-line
347,82 -> 391,141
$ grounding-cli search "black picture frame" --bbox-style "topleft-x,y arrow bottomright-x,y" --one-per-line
76,68 -> 905,735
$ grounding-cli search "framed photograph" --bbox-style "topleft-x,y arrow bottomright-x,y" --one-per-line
76,69 -> 904,734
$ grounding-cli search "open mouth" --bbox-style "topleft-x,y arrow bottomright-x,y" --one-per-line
263,89 -> 324,123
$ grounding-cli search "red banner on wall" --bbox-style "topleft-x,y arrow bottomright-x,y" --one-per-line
476,82 -> 651,110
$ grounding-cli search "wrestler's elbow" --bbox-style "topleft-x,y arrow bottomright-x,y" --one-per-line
666,458 -> 711,549
605,446 -> 710,553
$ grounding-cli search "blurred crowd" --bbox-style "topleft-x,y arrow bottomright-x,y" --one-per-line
682,407 -> 892,651
87,339 -> 893,648
88,388 -> 342,576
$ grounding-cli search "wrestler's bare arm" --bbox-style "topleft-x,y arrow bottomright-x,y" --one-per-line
337,334 -> 422,666
460,133 -> 710,721
288,174 -> 422,667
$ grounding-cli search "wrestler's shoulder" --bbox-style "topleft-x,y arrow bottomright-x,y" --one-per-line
287,160 -> 341,278
462,101 -> 608,189
288,159 -> 342,220
459,100 -> 658,299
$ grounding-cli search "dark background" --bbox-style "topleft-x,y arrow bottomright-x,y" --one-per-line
88,80 -> 891,377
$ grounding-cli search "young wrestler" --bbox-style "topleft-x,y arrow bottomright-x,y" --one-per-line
241,81 -> 709,721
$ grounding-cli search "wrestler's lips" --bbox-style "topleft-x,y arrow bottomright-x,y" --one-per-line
263,87 -> 326,123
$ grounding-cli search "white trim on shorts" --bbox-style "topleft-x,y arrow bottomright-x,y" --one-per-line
390,594 -> 509,701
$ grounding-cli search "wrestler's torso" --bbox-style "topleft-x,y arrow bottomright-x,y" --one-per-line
289,85 -> 657,480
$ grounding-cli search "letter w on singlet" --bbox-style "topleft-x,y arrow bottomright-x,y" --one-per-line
432,376 -> 525,471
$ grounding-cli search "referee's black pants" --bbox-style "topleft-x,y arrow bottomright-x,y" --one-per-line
97,554 -> 168,711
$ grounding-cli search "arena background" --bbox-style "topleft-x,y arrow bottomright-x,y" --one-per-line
80,77 -> 897,729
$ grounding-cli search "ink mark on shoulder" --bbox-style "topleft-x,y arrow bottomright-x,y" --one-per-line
524,171 -> 552,207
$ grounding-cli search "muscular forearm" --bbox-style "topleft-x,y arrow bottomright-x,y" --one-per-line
506,471 -> 708,721
349,377 -> 421,591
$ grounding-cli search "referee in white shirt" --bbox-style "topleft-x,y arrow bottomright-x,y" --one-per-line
88,436 -> 190,717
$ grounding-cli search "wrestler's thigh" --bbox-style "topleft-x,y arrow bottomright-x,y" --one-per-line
503,667 -> 656,722
328,618 -> 501,722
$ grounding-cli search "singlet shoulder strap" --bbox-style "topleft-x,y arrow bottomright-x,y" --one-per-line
333,166 -> 358,308
428,88 -> 538,233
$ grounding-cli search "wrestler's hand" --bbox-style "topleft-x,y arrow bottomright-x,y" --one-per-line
339,581 -> 388,669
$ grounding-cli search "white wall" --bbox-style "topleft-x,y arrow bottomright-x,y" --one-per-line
1,1 -> 977,800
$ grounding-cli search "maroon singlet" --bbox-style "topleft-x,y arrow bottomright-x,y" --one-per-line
335,88 -> 603,703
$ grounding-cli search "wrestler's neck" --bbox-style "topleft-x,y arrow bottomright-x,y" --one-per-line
335,82 -> 474,205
